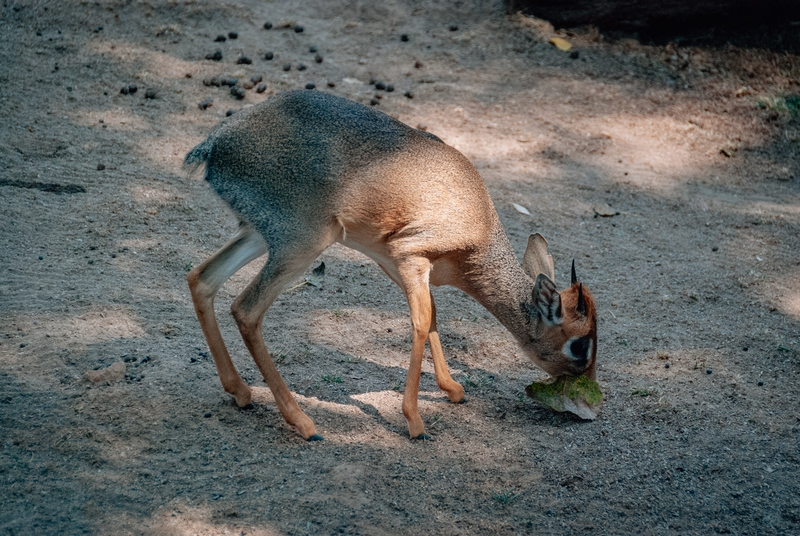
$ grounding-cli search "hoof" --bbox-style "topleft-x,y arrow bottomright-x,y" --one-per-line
412,433 -> 432,441
238,402 -> 255,410
307,434 -> 324,442
455,397 -> 467,405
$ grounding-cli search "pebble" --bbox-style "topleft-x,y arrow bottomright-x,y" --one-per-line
256,83 -> 266,93
305,82 -> 315,89
250,74 -> 263,84
387,328 -> 393,332
144,88 -> 156,99
327,81 -> 336,87
298,63 -> 307,71
230,87 -> 246,99
206,49 -> 223,61
97,163 -> 105,170
449,24 -> 458,31
226,109 -> 236,117
283,63 -> 291,71
375,81 -> 386,90
294,25 -> 304,33
237,56 -> 252,65
386,84 -> 394,92
370,98 -> 379,106
198,98 -> 213,110
309,46 -> 317,53
228,31 -> 238,39
120,84 -> 137,95
414,60 -> 423,68
401,34 -> 409,42
214,34 -> 226,42
265,52 -> 274,60
263,22 -> 273,30
404,90 -> 414,98
314,54 -> 323,63
706,368 -> 712,375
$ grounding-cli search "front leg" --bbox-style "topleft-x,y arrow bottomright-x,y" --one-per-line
428,293 -> 465,403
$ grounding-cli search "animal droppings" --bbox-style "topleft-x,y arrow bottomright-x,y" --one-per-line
120,84 -> 137,95
298,63 -> 307,71
97,163 -> 105,170
225,109 -> 236,117
314,54 -> 323,63
255,83 -> 266,93
206,49 -> 223,61
404,90 -> 414,98
305,83 -> 315,90
401,34 -> 409,42
237,56 -> 252,65
294,25 -> 304,33
214,35 -> 226,42
283,63 -> 291,71
309,46 -> 317,53
375,81 -> 386,90
370,98 -> 379,106
250,74 -> 263,84
265,52 -> 274,60
144,88 -> 156,99
198,98 -> 213,110
449,24 -> 458,31
230,87 -> 246,99
386,84 -> 394,92
228,31 -> 238,39
263,22 -> 273,30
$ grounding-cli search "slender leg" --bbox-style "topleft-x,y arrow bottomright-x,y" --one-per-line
428,293 -> 465,403
397,258 -> 434,440
230,238 -> 334,441
187,225 -> 267,407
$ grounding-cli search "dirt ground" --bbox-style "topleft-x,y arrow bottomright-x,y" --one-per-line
2,1 -> 799,534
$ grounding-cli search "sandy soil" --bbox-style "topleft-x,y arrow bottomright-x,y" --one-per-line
1,1 -> 799,534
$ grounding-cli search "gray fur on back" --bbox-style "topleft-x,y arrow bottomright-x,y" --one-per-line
184,91 -> 443,246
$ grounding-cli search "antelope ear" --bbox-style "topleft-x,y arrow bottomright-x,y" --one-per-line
523,233 -> 555,284
533,273 -> 562,326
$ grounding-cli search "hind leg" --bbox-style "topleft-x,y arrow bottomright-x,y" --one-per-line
231,231 -> 337,441
187,225 -> 268,408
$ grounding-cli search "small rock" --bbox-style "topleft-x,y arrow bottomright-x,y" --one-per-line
283,63 -> 291,71
414,60 -> 423,68
97,163 -> 105,170
263,22 -> 273,30
327,81 -> 336,88
230,87 -> 246,99
237,56 -> 252,65
228,31 -> 238,39
144,88 -> 157,99
314,54 -> 323,63
305,82 -> 315,89
255,83 -> 266,93
401,34 -> 409,42
404,90 -> 414,99
294,25 -> 304,33
265,52 -> 274,60
387,328 -> 393,332
206,49 -> 223,61
298,63 -> 307,71
214,34 -> 226,42
84,361 -> 126,384
449,24 -> 458,31
226,109 -> 236,117
375,81 -> 386,90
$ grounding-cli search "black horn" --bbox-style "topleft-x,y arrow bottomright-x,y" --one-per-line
577,283 -> 587,316
571,259 -> 578,286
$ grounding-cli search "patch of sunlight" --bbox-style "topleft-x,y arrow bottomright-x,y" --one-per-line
129,184 -> 186,205
152,506 -> 282,536
71,309 -> 148,341
250,386 -> 368,419
64,107 -> 149,131
775,283 -> 800,321
83,39 -> 198,81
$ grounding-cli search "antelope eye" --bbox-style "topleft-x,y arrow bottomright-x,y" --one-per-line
570,337 -> 590,359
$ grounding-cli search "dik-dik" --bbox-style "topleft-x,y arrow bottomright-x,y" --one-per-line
184,90 -> 597,441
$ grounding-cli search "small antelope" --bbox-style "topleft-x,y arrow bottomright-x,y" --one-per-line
185,90 -> 597,441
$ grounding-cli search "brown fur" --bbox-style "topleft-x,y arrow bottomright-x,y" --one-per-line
184,90 -> 597,440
